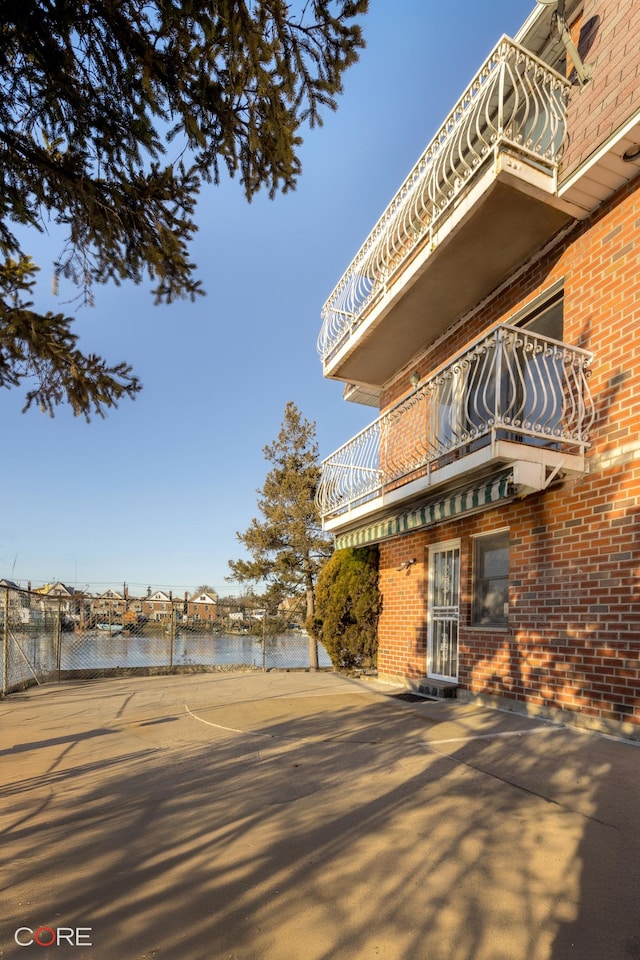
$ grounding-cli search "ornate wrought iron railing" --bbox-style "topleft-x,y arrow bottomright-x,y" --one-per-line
317,325 -> 595,520
317,37 -> 570,366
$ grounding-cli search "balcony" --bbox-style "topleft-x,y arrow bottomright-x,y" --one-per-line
318,37 -> 583,390
317,324 -> 595,532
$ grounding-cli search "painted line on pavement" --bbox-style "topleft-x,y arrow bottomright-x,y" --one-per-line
184,704 -> 310,742
184,703 -> 261,735
424,725 -> 561,745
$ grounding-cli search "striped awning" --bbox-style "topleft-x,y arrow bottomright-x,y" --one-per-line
334,472 -> 513,551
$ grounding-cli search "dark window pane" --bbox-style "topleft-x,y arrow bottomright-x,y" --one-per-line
473,532 -> 509,627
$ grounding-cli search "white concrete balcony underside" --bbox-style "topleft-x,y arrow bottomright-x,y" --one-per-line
317,37 -> 587,390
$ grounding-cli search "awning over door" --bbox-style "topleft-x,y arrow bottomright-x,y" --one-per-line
334,472 -> 513,551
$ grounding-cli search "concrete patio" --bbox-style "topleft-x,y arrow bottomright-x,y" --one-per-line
1,670 -> 639,960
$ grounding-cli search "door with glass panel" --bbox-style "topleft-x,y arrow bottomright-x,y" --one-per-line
427,541 -> 460,681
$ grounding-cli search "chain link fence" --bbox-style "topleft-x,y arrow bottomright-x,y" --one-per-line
1,584 -> 331,695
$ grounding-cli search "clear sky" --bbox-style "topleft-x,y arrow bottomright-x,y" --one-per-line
1,0 -> 534,599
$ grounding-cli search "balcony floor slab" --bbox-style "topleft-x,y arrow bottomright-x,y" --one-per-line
324,158 -> 577,389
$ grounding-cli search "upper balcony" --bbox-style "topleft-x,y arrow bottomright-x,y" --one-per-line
317,37 -> 583,390
317,323 -> 595,534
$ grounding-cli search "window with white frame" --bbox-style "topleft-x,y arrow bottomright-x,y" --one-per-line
472,530 -> 509,627
506,286 -> 565,446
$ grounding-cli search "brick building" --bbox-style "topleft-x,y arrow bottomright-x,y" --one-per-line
142,590 -> 172,621
187,591 -> 218,623
91,589 -> 126,621
316,0 -> 640,739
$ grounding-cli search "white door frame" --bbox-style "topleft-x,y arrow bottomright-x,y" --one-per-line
427,539 -> 461,682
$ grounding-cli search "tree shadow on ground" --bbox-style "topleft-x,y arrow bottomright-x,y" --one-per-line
0,673 -> 638,960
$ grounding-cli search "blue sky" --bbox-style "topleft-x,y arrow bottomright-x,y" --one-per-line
1,0 -> 534,598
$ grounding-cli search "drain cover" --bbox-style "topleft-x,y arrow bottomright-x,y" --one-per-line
389,691 -> 436,703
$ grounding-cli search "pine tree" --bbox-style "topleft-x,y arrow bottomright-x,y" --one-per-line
0,1 -> 368,418
228,401 -> 333,669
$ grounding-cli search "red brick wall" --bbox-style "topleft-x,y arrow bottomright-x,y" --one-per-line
560,0 -> 640,181
187,602 -> 217,621
376,174 -> 640,735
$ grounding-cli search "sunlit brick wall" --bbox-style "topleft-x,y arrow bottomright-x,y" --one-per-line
376,174 -> 640,736
560,0 -> 640,182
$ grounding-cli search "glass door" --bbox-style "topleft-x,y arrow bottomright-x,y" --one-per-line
428,541 -> 460,681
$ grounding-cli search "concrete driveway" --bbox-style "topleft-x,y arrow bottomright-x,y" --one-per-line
1,670 -> 639,960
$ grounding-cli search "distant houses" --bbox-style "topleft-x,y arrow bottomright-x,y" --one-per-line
186,592 -> 218,623
92,588 -> 126,621
0,578 -> 34,624
142,590 -> 173,622
1,582 -> 307,630
0,582 -> 219,626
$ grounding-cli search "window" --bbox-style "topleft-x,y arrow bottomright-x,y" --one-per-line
472,531 -> 509,627
436,288 -> 565,458
505,288 -> 565,446
521,291 -> 563,340
521,293 -> 564,443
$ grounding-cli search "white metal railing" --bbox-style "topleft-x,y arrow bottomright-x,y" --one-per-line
317,37 -> 570,366
316,325 -> 595,519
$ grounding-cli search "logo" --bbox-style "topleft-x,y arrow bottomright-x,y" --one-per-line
14,927 -> 93,948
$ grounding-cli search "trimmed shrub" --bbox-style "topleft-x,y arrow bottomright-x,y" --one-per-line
307,546 -> 380,670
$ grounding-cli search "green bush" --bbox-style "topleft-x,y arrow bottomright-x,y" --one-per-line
307,546 -> 381,670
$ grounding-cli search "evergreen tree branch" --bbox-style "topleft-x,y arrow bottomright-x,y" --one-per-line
0,0 -> 368,416
0,255 -> 141,419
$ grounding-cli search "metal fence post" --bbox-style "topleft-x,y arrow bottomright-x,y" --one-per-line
169,602 -> 175,671
2,587 -> 8,696
56,596 -> 62,682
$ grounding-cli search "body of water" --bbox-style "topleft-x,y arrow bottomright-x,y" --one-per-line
8,630 -> 331,686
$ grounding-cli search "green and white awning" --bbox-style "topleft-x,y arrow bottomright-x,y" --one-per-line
334,472 -> 513,551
